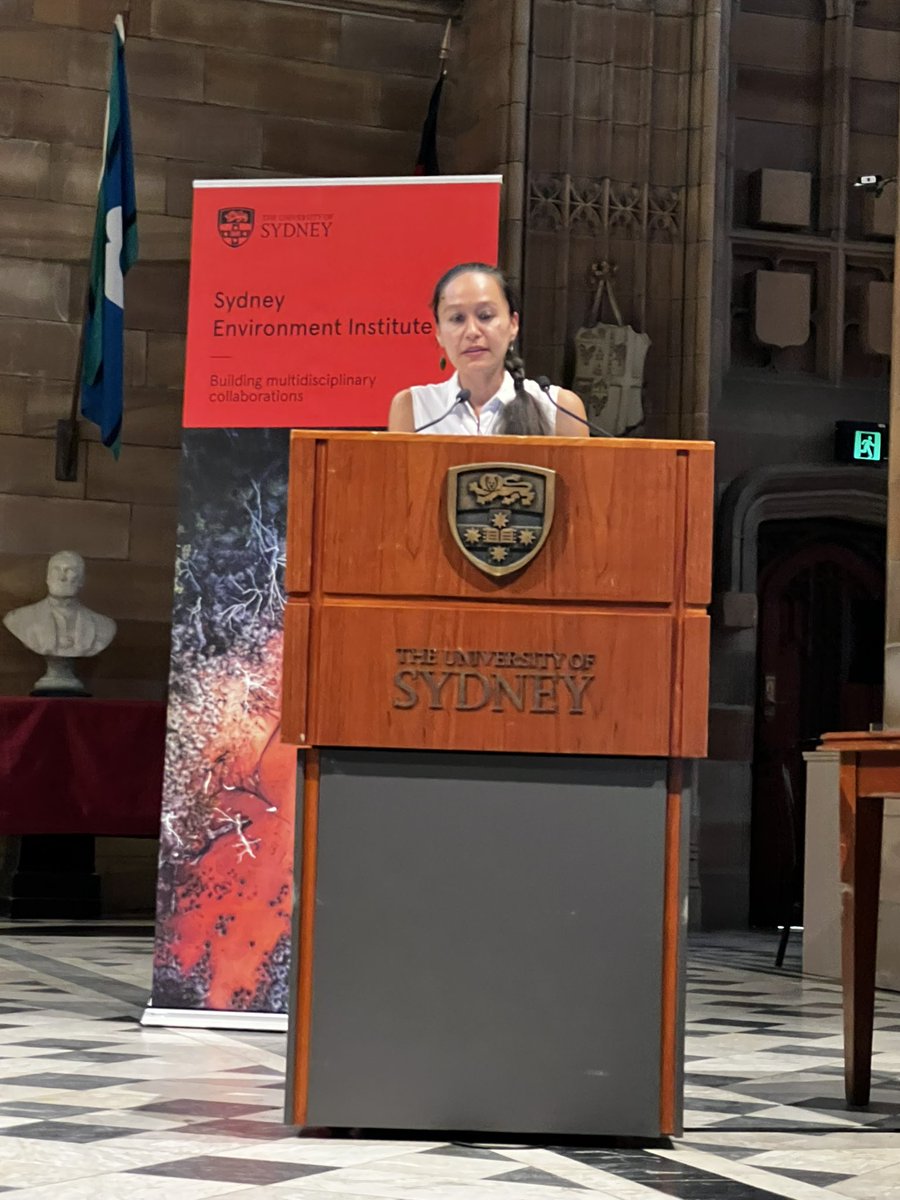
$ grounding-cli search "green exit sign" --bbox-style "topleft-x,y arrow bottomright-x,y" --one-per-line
835,421 -> 888,465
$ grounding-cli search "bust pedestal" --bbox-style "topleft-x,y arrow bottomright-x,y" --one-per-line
32,657 -> 90,698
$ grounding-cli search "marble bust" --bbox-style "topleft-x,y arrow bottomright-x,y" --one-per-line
2,550 -> 116,695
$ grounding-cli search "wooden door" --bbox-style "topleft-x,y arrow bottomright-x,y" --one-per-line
750,531 -> 884,926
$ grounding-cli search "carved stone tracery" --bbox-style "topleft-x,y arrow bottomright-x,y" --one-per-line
528,174 -> 682,241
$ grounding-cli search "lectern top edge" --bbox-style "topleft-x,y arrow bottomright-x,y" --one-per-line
289,428 -> 715,453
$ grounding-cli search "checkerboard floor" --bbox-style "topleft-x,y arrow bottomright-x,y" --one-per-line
0,924 -> 899,1198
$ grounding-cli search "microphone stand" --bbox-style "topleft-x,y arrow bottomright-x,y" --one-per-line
534,377 -> 615,438
414,388 -> 472,433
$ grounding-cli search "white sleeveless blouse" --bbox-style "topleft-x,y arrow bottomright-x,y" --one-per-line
410,371 -> 559,436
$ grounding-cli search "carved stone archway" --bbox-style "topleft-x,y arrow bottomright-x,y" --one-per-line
718,464 -> 887,598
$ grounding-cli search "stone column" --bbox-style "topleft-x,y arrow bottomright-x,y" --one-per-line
884,115 -> 900,727
680,0 -> 723,441
883,176 -> 897,720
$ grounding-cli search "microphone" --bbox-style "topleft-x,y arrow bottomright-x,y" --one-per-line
414,387 -> 471,433
535,376 -> 615,438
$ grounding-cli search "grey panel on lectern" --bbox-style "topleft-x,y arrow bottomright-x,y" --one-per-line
306,750 -> 669,1137
283,751 -> 304,1123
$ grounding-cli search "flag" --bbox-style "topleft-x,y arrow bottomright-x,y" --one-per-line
80,14 -> 138,458
414,68 -> 446,175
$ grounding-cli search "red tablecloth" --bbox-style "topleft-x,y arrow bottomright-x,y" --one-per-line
0,697 -> 165,835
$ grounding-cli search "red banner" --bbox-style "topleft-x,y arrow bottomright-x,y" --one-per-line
150,179 -> 501,1018
183,177 -> 501,429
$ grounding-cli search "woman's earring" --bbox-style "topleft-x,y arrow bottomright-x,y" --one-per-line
439,355 -> 447,371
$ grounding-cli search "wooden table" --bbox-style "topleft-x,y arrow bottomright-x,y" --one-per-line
820,730 -> 898,1105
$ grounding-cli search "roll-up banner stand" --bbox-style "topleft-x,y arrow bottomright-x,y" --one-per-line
143,177 -> 501,1028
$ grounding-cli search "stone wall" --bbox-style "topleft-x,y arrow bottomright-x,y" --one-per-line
444,0 -> 526,278
519,0 -> 722,439
0,0 -> 455,699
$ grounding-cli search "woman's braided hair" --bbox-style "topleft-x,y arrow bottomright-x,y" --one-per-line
430,262 -> 551,437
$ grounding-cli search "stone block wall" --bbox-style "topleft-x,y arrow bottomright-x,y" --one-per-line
444,0 -> 524,276
0,0 -> 455,698
520,0 -> 721,439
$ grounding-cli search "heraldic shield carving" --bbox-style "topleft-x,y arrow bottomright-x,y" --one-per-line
447,464 -> 556,578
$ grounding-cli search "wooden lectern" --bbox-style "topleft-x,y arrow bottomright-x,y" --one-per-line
283,431 -> 713,1139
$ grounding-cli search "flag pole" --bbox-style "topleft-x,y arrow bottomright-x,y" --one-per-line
55,5 -> 131,482
55,283 -> 90,483
414,19 -> 451,176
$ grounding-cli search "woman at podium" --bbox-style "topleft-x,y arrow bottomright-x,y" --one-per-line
388,263 -> 588,436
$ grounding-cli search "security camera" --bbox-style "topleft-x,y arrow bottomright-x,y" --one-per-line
853,173 -> 895,196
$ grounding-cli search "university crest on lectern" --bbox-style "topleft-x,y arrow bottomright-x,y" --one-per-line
446,464 -> 556,578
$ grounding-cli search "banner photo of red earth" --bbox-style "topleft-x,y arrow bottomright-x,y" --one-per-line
150,428 -> 295,1013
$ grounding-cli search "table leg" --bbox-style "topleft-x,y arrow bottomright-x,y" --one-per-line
839,755 -> 884,1106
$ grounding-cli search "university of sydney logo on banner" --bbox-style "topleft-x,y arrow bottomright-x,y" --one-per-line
217,207 -> 255,248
